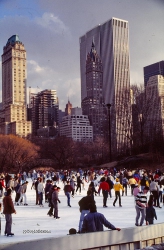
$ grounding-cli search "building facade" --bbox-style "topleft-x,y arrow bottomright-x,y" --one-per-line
59,107 -> 93,142
80,18 -> 131,155
30,89 -> 59,136
0,35 -> 31,137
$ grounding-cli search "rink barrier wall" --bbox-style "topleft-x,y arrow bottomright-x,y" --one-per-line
0,223 -> 164,250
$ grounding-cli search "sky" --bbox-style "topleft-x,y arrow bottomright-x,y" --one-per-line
0,177 -> 164,245
0,0 -> 163,110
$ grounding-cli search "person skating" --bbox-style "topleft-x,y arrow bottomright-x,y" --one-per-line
52,186 -> 61,219
113,178 -> 124,207
146,200 -> 157,225
3,188 -> 16,236
135,186 -> 149,226
37,178 -> 44,207
98,177 -> 110,207
64,181 -> 74,207
47,185 -> 56,216
78,190 -> 95,232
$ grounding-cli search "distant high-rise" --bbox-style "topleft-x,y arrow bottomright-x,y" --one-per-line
80,18 -> 131,154
144,61 -> 164,87
60,108 -> 93,142
30,89 -> 59,136
0,35 -> 31,137
82,41 -> 106,139
65,100 -> 72,116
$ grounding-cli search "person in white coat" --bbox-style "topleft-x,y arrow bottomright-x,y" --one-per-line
37,178 -> 44,207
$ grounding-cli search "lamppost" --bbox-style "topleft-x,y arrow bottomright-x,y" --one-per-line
106,103 -> 112,162
138,113 -> 143,151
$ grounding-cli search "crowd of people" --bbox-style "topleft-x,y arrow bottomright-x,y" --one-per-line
0,167 -> 164,236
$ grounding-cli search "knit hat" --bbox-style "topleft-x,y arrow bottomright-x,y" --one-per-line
69,228 -> 77,235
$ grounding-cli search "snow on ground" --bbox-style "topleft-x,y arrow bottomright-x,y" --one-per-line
0,178 -> 164,244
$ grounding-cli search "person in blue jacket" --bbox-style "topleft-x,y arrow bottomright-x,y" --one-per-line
81,203 -> 121,233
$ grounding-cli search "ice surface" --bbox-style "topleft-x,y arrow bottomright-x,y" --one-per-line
0,178 -> 163,244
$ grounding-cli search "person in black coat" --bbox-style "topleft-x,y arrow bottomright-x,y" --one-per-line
78,190 -> 95,232
146,200 -> 157,225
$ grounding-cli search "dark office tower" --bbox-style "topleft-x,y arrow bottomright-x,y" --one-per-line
80,18 -> 131,155
82,41 -> 106,139
144,61 -> 164,87
30,89 -> 59,136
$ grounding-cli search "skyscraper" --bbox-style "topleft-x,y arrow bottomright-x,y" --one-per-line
80,18 -> 131,155
145,75 -> 164,139
0,35 -> 31,137
82,41 -> 106,139
144,61 -> 164,87
30,89 -> 59,136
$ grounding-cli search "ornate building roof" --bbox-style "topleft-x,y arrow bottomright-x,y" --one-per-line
6,35 -> 21,46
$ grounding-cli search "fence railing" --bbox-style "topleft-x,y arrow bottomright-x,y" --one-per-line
0,223 -> 164,250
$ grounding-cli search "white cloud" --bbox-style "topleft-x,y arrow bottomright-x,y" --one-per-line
35,12 -> 71,37
28,60 -> 44,73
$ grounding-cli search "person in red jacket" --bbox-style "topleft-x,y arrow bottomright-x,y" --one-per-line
98,177 -> 110,207
3,188 -> 16,236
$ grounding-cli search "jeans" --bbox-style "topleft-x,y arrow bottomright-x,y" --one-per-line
78,209 -> 89,232
65,192 -> 71,206
135,205 -> 146,226
38,192 -> 43,205
5,214 -> 12,234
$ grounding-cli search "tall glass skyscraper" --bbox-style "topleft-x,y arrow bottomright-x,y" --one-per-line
80,18 -> 131,155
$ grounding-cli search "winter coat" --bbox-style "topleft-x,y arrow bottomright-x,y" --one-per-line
81,212 -> 116,233
3,196 -> 16,214
146,206 -> 157,221
113,182 -> 124,192
149,181 -> 159,192
70,179 -> 76,189
128,178 -> 137,185
98,181 -> 110,192
37,182 -> 44,193
64,184 -> 73,193
52,190 -> 60,203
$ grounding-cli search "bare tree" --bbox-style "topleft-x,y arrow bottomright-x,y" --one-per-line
0,135 -> 38,173
131,84 -> 157,152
